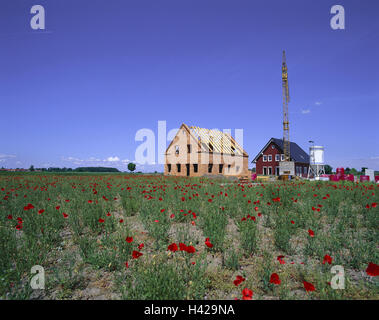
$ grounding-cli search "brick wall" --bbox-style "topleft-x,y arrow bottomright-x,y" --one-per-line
255,142 -> 309,176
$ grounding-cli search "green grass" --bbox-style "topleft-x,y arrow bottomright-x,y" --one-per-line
0,173 -> 378,300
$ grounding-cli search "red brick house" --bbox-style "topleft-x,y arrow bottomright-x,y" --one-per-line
252,138 -> 309,177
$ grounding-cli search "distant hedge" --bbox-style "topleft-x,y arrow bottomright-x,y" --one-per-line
74,167 -> 120,172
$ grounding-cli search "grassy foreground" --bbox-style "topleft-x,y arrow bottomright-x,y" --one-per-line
0,173 -> 378,300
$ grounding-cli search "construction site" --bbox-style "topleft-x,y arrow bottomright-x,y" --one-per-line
164,51 -> 379,184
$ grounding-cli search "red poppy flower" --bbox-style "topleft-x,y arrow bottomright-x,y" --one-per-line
132,250 -> 143,259
191,221 -> 196,226
277,255 -> 286,264
322,254 -> 333,265
242,288 -> 253,300
290,220 -> 295,224
98,218 -> 105,223
38,209 -> 45,214
138,243 -> 144,250
308,229 -> 315,237
126,236 -> 133,243
125,262 -> 129,268
233,275 -> 245,286
366,262 -> 379,276
205,238 -> 213,248
167,243 -> 178,252
186,245 -> 196,254
88,200 -> 93,203
7,214 -> 13,220
23,203 -> 34,210
106,212 -> 111,216
303,281 -> 315,292
56,206 -> 60,210
65,199 -> 70,202
269,273 -> 281,285
62,212 -> 68,218
372,202 -> 377,208
102,196 -> 108,201
179,243 -> 187,251
15,224 -> 23,230
160,209 -> 165,213
119,219 -> 124,223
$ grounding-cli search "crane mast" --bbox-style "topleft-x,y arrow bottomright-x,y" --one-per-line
282,50 -> 290,161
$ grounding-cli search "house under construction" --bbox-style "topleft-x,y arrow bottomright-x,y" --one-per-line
164,123 -> 249,178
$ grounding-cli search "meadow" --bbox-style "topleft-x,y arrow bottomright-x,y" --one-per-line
0,173 -> 378,300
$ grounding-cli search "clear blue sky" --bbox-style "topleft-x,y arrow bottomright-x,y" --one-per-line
1,0 -> 378,171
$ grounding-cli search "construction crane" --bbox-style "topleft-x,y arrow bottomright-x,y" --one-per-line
282,50 -> 290,161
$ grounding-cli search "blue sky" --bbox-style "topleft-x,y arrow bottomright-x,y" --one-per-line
0,0 -> 378,172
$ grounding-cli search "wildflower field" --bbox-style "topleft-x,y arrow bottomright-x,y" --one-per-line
0,173 -> 378,300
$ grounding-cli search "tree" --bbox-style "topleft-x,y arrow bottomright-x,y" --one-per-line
361,167 -> 368,174
128,162 -> 136,172
29,165 -> 35,172
350,168 -> 358,175
345,167 -> 351,174
324,164 -> 333,174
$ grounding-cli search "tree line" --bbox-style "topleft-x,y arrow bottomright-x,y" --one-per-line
27,163 -> 137,173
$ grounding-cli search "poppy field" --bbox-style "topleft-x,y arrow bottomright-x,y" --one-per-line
0,173 -> 378,300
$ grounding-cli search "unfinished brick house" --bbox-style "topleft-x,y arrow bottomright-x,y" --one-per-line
164,123 -> 249,178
